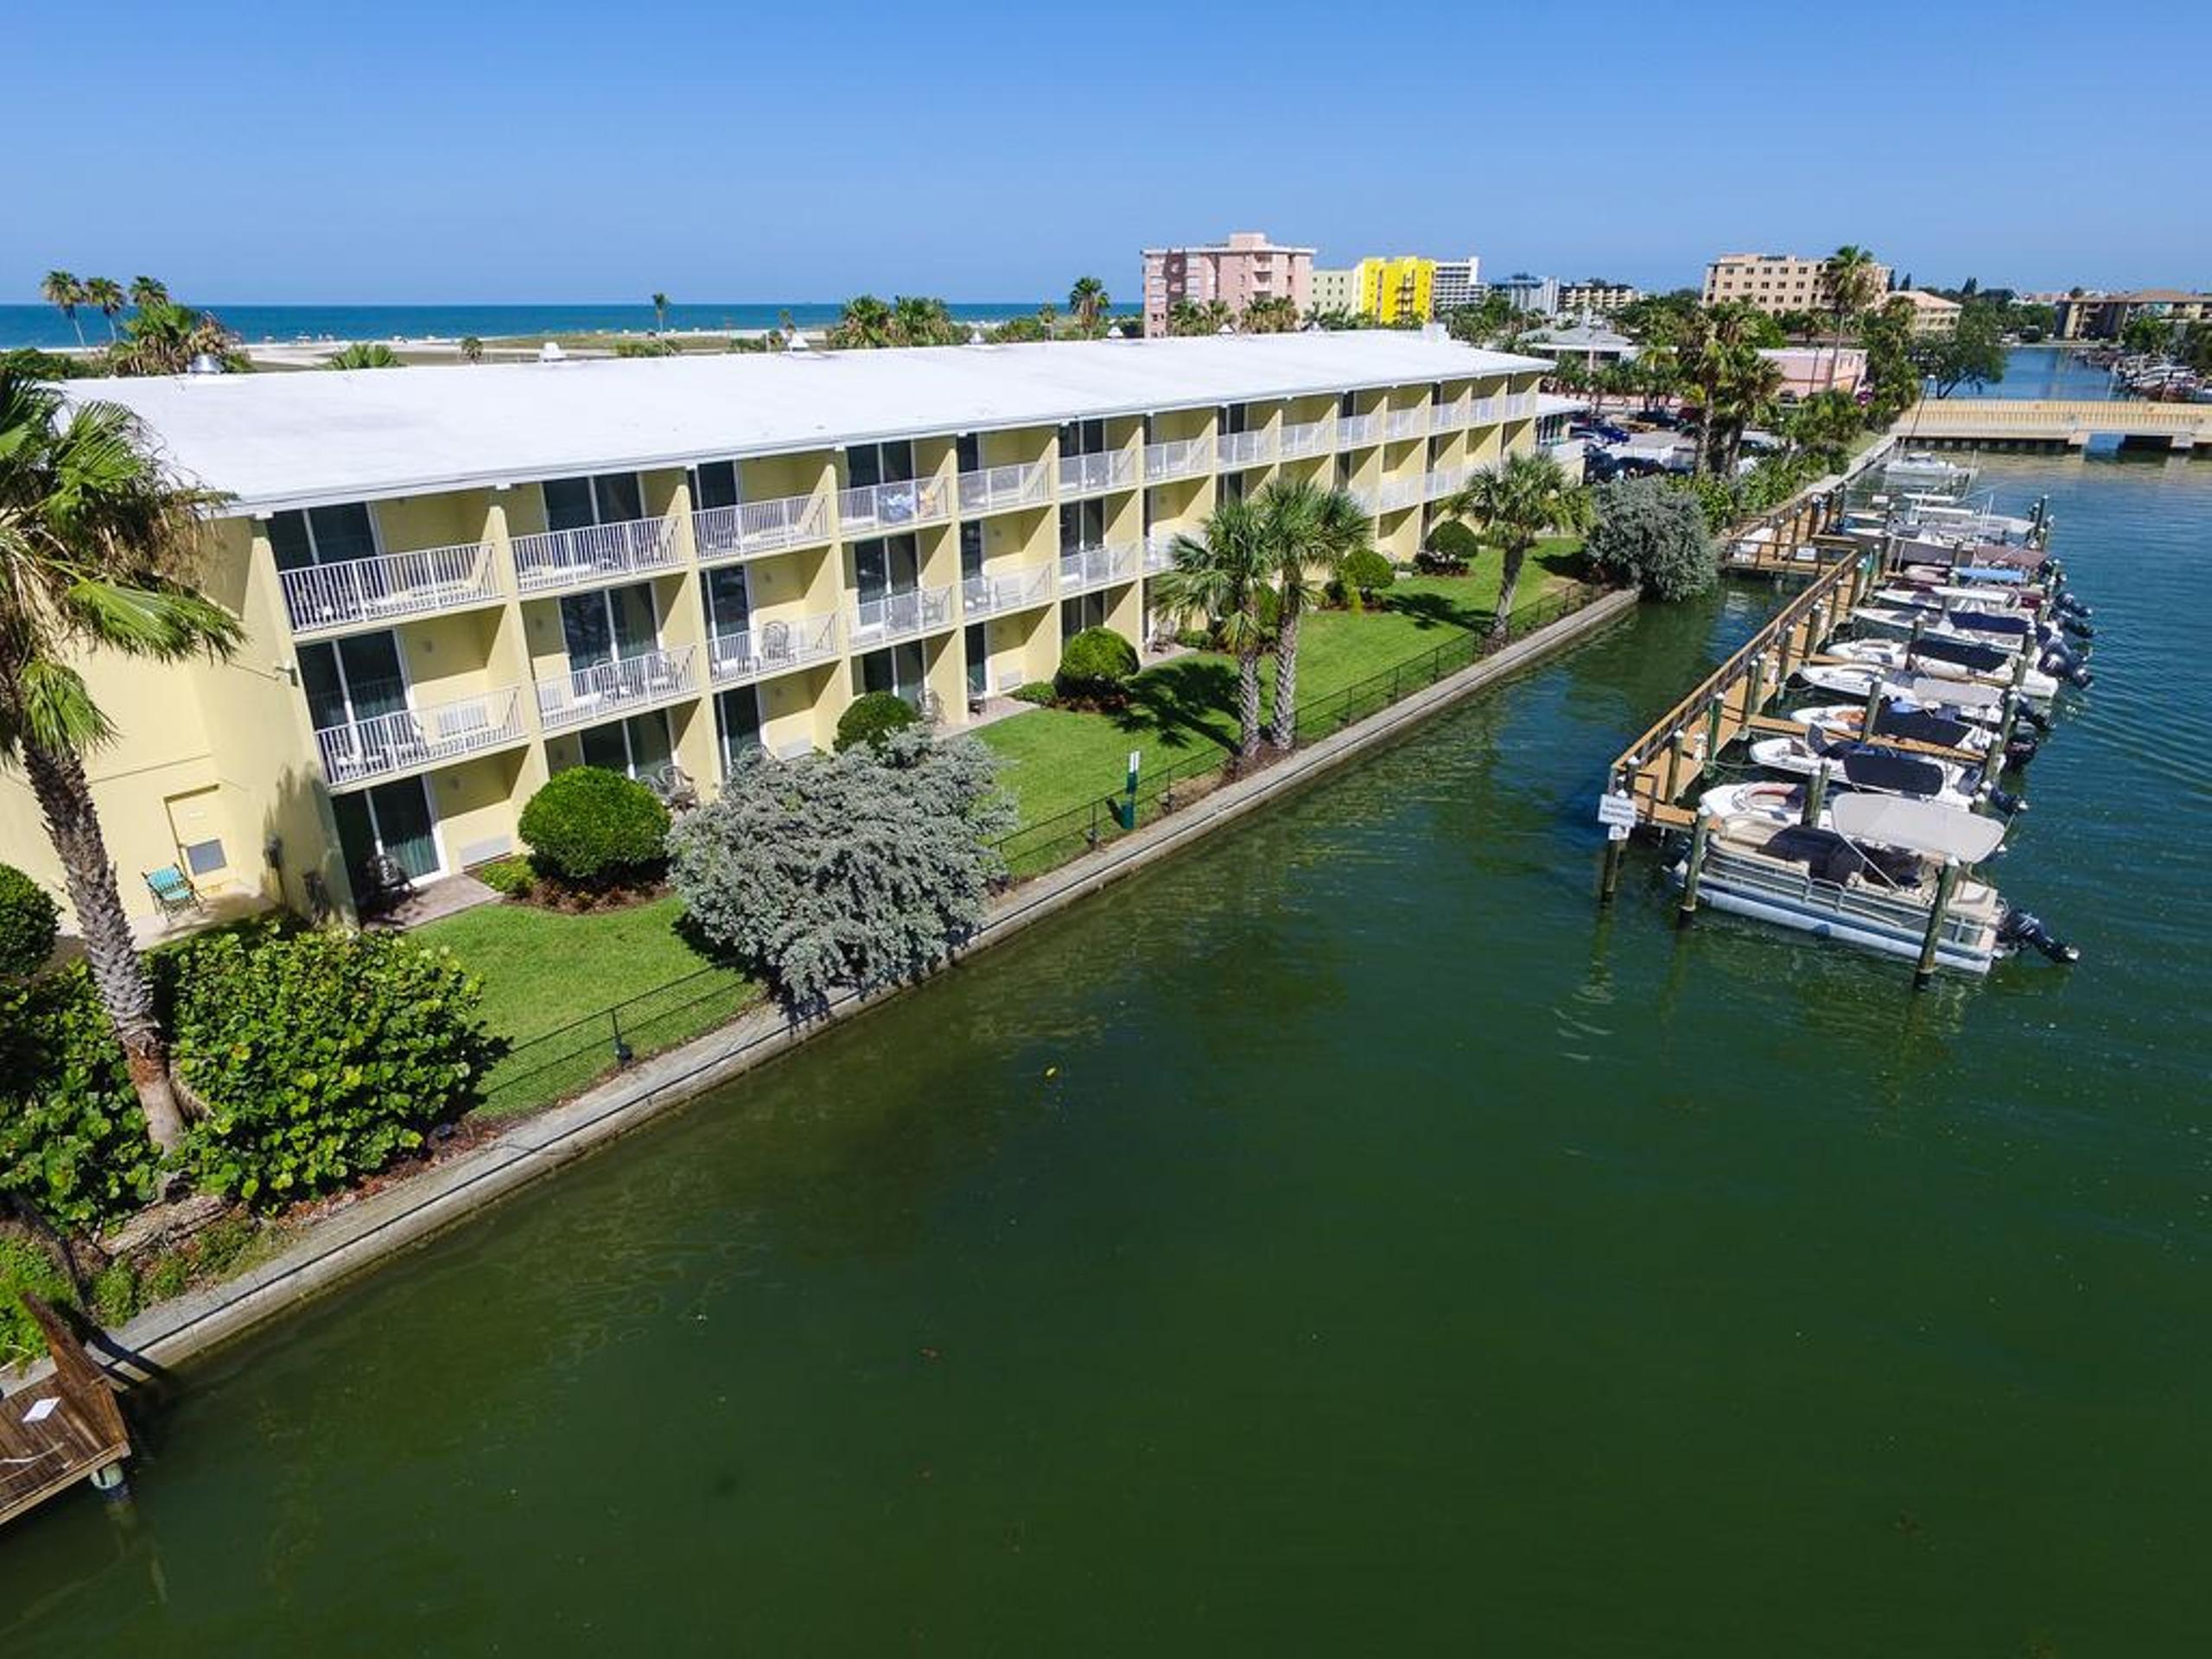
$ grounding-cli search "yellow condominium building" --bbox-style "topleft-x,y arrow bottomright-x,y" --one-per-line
1703,252 -> 1893,315
5,333 -> 1548,929
1313,257 -> 1437,325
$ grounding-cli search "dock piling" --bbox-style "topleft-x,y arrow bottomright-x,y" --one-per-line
1677,810 -> 1712,928
1914,859 -> 1962,987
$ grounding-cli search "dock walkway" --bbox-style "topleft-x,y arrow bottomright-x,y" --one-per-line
0,1298 -> 131,1529
1904,398 -> 2211,453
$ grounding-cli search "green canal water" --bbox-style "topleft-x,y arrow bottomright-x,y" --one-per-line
5,454 -> 2209,1656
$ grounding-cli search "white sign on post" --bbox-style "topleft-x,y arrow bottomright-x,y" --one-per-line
1607,823 -> 1630,843
1596,792 -> 1639,830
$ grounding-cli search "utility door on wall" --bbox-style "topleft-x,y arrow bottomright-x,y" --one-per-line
164,787 -> 232,886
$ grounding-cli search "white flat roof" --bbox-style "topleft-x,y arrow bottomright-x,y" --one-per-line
64,334 -> 1546,517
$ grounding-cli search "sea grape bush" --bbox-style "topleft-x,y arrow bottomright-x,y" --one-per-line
0,863 -> 59,979
0,965 -> 162,1232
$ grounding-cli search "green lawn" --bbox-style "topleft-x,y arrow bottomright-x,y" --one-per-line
979,543 -> 1586,827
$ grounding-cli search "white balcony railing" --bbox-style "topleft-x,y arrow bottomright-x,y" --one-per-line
1058,448 -> 1137,496
536,644 -> 699,730
315,687 -> 525,789
706,613 -> 839,685
690,493 -> 830,563
1142,533 -> 1180,573
512,517 -> 682,594
851,583 -> 955,644
1376,475 -> 1427,512
1279,419 -> 1333,458
962,565 -> 1052,618
1058,542 -> 1141,594
957,461 -> 1049,516
837,475 -> 950,534
1473,395 -> 1502,423
1217,429 -> 1275,469
280,542 -> 502,635
1431,401 -> 1471,434
1503,391 -> 1539,419
1426,467 -> 1473,500
1143,436 -> 1215,481
1385,407 -> 1426,440
1338,411 -> 1382,445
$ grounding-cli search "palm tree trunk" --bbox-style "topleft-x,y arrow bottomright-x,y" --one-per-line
1236,647 -> 1263,760
1489,542 -> 1529,643
1268,607 -> 1302,750
69,314 -> 86,349
19,739 -> 189,1156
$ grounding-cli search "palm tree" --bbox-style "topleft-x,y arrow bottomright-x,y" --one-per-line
1255,480 -> 1372,748
1821,245 -> 1881,392
892,295 -> 957,346
1242,296 -> 1300,334
1069,276 -> 1109,333
1443,450 -> 1593,644
830,295 -> 896,349
325,341 -> 404,369
41,271 -> 86,347
82,277 -> 127,341
1149,496 -> 1271,760
0,372 -> 242,1155
1200,299 -> 1234,334
109,301 -> 241,376
458,335 -> 485,365
651,291 -> 671,334
1676,304 -> 1775,474
127,275 -> 168,311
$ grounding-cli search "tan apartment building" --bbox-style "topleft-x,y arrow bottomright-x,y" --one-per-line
1890,289 -> 1962,335
1555,280 -> 1643,317
2050,289 -> 2212,340
1140,232 -> 1313,336
1703,252 -> 1893,315
5,334 -> 1548,930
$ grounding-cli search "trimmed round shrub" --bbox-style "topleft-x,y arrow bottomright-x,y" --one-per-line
1054,627 -> 1140,707
835,690 -> 922,753
0,964 -> 162,1233
1421,519 -> 1482,572
0,864 -> 59,980
170,928 -> 499,1208
1334,548 -> 1396,611
518,766 -> 670,885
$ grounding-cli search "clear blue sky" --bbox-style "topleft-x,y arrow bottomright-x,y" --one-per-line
15,0 -> 2205,304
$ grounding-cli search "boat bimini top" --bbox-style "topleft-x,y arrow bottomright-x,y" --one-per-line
1828,793 -> 2006,866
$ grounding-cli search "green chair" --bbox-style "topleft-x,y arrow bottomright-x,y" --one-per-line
143,864 -> 202,918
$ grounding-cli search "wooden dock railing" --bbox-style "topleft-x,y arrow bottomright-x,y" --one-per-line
0,1296 -> 132,1529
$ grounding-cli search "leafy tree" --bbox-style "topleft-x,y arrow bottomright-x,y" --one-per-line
1254,480 -> 1371,748
1150,494 -> 1273,758
988,315 -> 1049,344
1775,308 -> 1822,342
325,341 -> 404,369
82,277 -> 126,341
1443,290 -> 1519,346
651,290 -> 671,333
1443,450 -> 1593,642
835,690 -> 921,751
40,271 -> 86,348
1069,276 -> 1109,333
1785,389 -> 1864,471
0,372 -> 239,1156
1243,295 -> 1300,334
1585,477 -> 1716,601
459,334 -> 485,364
109,300 -> 246,376
1612,289 -> 1703,349
1914,303 -> 2008,396
517,766 -> 670,886
2183,326 -> 2212,375
127,276 -> 168,310
667,731 -> 1015,1018
2120,314 -> 2174,356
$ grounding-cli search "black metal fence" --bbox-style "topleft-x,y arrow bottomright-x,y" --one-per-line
479,963 -> 759,1117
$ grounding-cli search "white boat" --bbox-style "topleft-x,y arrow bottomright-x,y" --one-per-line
1884,452 -> 1976,489
1747,734 -> 1988,811
1699,779 -> 1821,827
1670,794 -> 2012,975
1791,702 -> 2002,760
1825,639 -> 2062,703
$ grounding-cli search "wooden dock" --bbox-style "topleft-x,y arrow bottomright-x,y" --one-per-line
0,1297 -> 132,1529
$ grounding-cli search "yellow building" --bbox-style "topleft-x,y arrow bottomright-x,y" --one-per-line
1311,257 -> 1437,325
3,334 -> 1548,931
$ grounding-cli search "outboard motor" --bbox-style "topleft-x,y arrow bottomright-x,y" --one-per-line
1986,785 -> 2028,817
1999,907 -> 2080,964
2056,593 -> 2092,620
2016,702 -> 2054,736
2002,733 -> 2040,770
2060,613 -> 2095,642
2040,647 -> 2093,689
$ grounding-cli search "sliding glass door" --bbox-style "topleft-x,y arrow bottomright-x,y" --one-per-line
559,582 -> 659,670
543,472 -> 645,531
331,777 -> 440,891
299,632 -> 408,734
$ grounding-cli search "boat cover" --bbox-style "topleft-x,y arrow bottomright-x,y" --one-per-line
1755,824 -> 1922,887
1831,793 -> 2005,863
1840,747 -> 1948,796
1947,611 -> 2032,639
1873,703 -> 1973,750
1954,564 -> 2027,585
1912,635 -> 2011,673
1903,675 -> 2004,710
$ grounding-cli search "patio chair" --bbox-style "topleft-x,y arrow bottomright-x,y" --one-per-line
143,864 -> 204,918
760,619 -> 792,666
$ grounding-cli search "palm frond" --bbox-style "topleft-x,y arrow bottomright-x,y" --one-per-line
1,657 -> 115,757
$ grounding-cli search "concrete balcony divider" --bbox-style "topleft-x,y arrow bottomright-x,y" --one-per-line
706,613 -> 839,686
851,583 -> 955,645
962,566 -> 1052,619
1058,542 -> 1141,594
512,516 -> 682,594
957,462 -> 1049,516
691,493 -> 830,563
280,541 -> 502,635
837,476 -> 950,534
536,644 -> 700,730
1058,449 -> 1137,496
315,686 -> 525,789
1143,436 -> 1215,482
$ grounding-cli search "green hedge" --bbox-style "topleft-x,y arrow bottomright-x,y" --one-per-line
835,690 -> 921,752
0,967 -> 162,1233
0,864 -> 58,980
1054,627 -> 1139,705
518,766 -> 670,885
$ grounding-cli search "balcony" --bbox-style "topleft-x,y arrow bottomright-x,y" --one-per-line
536,644 -> 700,731
706,612 -> 840,686
1058,542 -> 1141,594
1217,429 -> 1275,470
1426,466 -> 1473,501
851,583 -> 956,645
1337,411 -> 1382,445
837,475 -> 950,535
1503,391 -> 1539,419
1431,401 -> 1471,434
315,687 -> 526,790
691,493 -> 830,564
957,461 -> 1049,516
962,566 -> 1052,619
1472,395 -> 1502,423
279,542 -> 502,636
1058,448 -> 1137,497
1143,436 -> 1215,482
1279,419 -> 1333,459
1384,408 -> 1426,440
512,516 -> 682,594
1142,532 -> 1180,573
1376,475 -> 1427,512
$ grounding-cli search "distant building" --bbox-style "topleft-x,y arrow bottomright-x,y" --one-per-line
1310,266 -> 1359,315
1308,257 -> 1436,325
1492,273 -> 1560,315
1431,256 -> 1484,315
1555,279 -> 1643,317
1522,321 -> 1640,367
2049,289 -> 2212,341
1888,289 -> 1962,336
1759,346 -> 1867,398
1703,252 -> 1893,315
1141,231 -> 1314,337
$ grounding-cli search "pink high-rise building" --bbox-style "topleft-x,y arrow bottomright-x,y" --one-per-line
1140,231 -> 1314,337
